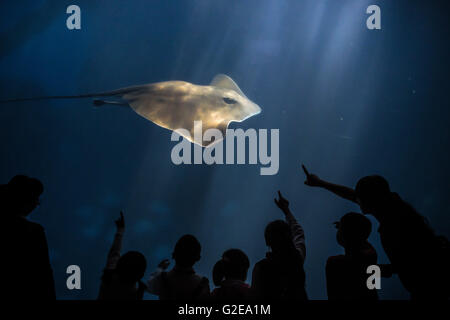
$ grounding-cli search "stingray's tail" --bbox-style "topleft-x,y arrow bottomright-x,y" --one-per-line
0,94 -> 100,103
0,86 -> 143,104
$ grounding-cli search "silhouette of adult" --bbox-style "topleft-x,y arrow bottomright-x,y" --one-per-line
251,191 -> 307,300
2,175 -> 55,299
326,212 -> 378,300
302,165 -> 449,299
98,211 -> 147,300
211,249 -> 251,300
147,234 -> 210,300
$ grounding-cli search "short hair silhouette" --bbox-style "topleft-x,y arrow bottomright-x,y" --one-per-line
116,251 -> 147,283
337,212 -> 372,247
264,220 -> 292,249
8,175 -> 43,196
6,175 -> 44,216
172,234 -> 201,267
355,175 -> 390,210
213,249 -> 250,286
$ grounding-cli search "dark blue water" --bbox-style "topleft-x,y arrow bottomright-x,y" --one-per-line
1,0 -> 449,299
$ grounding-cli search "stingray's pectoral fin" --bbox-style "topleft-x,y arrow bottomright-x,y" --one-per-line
93,99 -> 129,107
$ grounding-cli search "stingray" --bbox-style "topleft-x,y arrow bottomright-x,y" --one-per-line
0,74 -> 261,147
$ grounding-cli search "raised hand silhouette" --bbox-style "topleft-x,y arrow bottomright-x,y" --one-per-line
302,164 -> 322,187
115,211 -> 125,232
274,190 -> 290,214
158,259 -> 171,270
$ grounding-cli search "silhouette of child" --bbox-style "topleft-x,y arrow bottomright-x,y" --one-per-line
326,212 -> 378,300
3,175 -> 55,300
98,211 -> 147,300
251,191 -> 307,300
147,234 -> 210,300
211,249 -> 251,300
302,165 -> 449,299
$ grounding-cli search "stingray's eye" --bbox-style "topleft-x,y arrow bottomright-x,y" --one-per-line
223,97 -> 237,104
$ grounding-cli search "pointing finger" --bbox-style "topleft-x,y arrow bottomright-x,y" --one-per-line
302,164 -> 309,176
